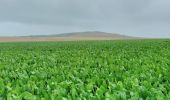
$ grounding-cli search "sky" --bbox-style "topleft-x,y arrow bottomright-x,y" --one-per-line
0,0 -> 170,38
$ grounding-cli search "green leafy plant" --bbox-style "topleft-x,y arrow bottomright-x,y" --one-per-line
0,40 -> 170,99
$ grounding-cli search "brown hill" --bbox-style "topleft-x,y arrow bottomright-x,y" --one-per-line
57,31 -> 131,38
0,31 -> 135,42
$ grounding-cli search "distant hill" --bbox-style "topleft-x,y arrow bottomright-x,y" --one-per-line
27,31 -> 133,39
0,31 -> 136,42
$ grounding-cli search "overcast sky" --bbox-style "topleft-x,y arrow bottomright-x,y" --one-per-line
0,0 -> 170,38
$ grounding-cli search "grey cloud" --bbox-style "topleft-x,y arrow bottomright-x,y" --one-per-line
0,0 -> 155,24
0,0 -> 170,37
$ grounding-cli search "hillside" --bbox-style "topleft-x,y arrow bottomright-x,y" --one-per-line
28,31 -> 133,38
0,31 -> 135,42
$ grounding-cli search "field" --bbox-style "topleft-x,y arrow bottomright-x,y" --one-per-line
0,39 -> 170,99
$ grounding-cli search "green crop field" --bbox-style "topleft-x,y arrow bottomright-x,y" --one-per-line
0,39 -> 170,100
